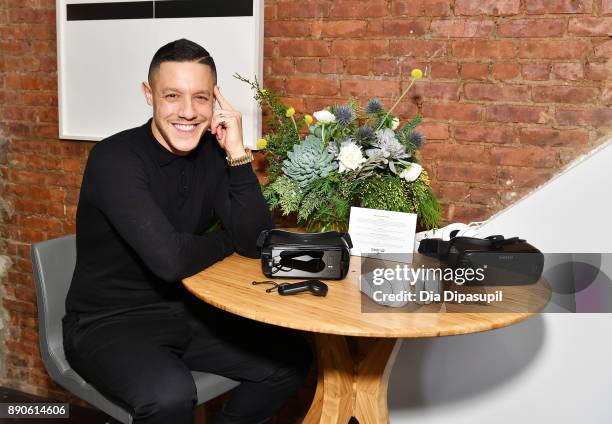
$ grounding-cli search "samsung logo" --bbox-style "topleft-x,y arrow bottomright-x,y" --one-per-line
498,255 -> 515,260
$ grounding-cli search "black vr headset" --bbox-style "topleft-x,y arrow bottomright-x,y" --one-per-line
256,229 -> 352,279
419,235 -> 544,285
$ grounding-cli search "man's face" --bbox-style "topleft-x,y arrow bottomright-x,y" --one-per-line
143,61 -> 215,155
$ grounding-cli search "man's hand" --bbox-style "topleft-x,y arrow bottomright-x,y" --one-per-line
211,86 -> 246,159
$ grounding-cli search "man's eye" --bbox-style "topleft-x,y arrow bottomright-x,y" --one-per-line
165,94 -> 177,100
195,96 -> 209,102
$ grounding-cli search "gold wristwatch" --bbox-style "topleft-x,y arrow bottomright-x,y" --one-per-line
226,149 -> 253,167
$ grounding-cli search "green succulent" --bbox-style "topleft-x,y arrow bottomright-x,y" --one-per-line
282,136 -> 338,187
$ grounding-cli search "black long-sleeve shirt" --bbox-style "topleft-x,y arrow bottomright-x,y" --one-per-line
64,120 -> 274,321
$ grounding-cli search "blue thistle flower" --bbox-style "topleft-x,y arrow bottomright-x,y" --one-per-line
334,105 -> 356,127
408,131 -> 424,149
356,125 -> 376,143
365,99 -> 384,114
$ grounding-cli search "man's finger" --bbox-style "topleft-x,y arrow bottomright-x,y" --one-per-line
214,86 -> 235,111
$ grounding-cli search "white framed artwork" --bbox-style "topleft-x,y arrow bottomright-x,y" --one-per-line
56,0 -> 264,148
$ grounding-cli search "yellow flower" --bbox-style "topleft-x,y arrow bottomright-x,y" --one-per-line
256,138 -> 268,149
304,114 -> 314,125
261,89 -> 269,95
285,107 -> 295,118
411,68 -> 423,80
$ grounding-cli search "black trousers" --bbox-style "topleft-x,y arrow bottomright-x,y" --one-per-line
63,300 -> 313,424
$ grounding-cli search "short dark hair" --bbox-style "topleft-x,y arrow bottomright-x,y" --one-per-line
148,38 -> 217,83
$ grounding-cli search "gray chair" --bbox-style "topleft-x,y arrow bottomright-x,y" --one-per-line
32,235 -> 239,423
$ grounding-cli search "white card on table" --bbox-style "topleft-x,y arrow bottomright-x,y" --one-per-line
347,207 -> 417,262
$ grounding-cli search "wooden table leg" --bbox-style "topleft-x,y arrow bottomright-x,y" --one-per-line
303,334 -> 402,424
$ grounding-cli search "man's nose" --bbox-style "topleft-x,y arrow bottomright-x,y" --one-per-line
178,98 -> 196,120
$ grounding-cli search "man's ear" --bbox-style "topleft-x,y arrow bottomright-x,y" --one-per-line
142,81 -> 153,106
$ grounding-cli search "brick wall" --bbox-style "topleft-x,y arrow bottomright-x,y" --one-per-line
0,0 -> 611,409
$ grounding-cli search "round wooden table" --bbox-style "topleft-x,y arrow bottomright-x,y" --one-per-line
183,253 -> 550,424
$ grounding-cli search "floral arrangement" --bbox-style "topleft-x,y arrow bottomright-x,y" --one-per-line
236,69 -> 442,232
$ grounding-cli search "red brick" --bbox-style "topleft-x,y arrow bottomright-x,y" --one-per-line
532,86 -> 598,104
331,40 -> 387,57
264,20 -> 310,37
469,188 -> 500,206
437,163 -> 496,183
568,18 -> 612,36
346,59 -> 370,76
455,0 -> 520,16
585,62 -> 612,80
519,41 -> 589,60
491,146 -> 557,167
391,0 -> 451,16
389,40 -> 446,57
421,142 -> 487,162
452,40 -> 516,59
498,18 -> 566,37
525,0 -> 593,14
445,205 -> 491,224
552,63 -> 584,81
435,184 -> 470,202
521,63 -> 550,80
498,167 -> 555,190
312,20 -> 367,38
372,59 -> 400,76
464,83 -> 530,102
491,63 -> 520,80
412,81 -> 460,101
277,40 -> 329,57
486,105 -> 548,123
321,58 -> 344,74
430,62 -> 457,79
295,58 -> 319,73
419,122 -> 449,139
430,19 -> 494,37
602,87 -> 612,106
460,63 -> 489,80
271,58 -> 294,75
285,78 -> 337,96
422,103 -> 484,121
277,1 -> 331,18
264,3 -> 276,19
340,79 -> 398,98
5,74 -> 56,90
594,40 -> 612,58
330,0 -> 387,17
454,125 -> 517,143
399,60 -> 429,76
556,108 -> 612,127
519,128 -> 589,147
383,19 -> 429,36
604,0 -> 612,14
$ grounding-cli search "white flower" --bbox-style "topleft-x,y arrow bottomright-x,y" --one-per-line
313,110 -> 336,124
400,163 -> 423,182
375,128 -> 408,160
337,142 -> 366,173
391,117 -> 400,130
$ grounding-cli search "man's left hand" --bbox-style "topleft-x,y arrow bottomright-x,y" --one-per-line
211,86 -> 246,159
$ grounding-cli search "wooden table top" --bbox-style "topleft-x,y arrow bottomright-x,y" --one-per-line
183,253 -> 550,338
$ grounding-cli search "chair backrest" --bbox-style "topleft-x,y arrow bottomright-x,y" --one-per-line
31,235 -> 77,379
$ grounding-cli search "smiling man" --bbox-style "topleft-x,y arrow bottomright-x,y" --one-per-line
62,39 -> 312,424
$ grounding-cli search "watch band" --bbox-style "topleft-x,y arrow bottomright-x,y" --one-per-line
226,149 -> 253,166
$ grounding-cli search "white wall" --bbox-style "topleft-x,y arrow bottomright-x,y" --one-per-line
389,139 -> 612,423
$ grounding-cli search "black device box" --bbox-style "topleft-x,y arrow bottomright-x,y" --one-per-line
419,235 -> 544,285
256,229 -> 353,280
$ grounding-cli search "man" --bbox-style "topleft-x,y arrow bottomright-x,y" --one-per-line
62,39 -> 312,424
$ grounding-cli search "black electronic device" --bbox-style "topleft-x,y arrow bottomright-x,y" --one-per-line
277,280 -> 328,296
257,229 -> 352,279
419,235 -> 544,285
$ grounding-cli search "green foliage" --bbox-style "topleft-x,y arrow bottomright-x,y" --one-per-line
358,175 -> 413,213
263,176 -> 302,216
408,172 -> 442,229
238,74 -> 442,231
282,136 -> 337,187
